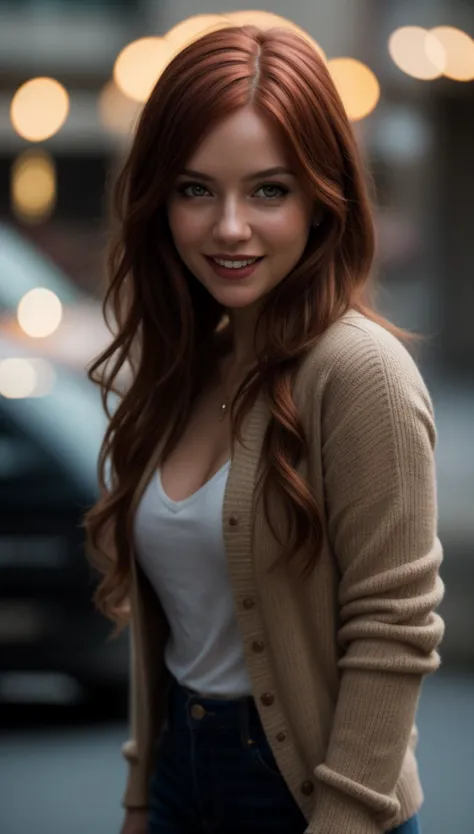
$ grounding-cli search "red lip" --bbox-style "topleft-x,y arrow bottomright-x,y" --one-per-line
207,254 -> 263,260
205,255 -> 263,281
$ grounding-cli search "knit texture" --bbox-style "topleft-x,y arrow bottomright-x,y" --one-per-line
121,310 -> 444,834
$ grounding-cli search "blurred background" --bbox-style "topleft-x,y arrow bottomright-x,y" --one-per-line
0,1 -> 473,833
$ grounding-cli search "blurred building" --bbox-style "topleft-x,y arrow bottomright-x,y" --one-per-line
1,10 -> 472,834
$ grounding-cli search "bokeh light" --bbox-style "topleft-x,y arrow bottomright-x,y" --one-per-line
17,288 -> 63,339
11,150 -> 56,224
328,58 -> 380,121
164,14 -> 232,52
0,358 -> 55,399
98,79 -> 142,135
388,27 -> 445,80
224,10 -> 325,59
221,9 -> 280,27
428,26 -> 474,81
113,37 -> 176,103
10,77 -> 69,141
114,14 -> 326,106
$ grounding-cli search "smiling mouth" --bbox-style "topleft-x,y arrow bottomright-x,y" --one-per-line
206,256 -> 264,269
204,255 -> 264,280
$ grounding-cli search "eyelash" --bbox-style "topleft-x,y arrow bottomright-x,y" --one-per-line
176,182 -> 290,201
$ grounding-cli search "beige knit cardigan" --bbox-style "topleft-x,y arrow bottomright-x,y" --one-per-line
120,310 -> 444,834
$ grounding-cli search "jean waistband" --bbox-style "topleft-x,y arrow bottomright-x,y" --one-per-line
168,680 -> 262,733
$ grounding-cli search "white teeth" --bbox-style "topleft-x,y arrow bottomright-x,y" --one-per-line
213,257 -> 258,269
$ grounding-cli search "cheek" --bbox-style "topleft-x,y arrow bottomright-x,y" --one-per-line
263,205 -> 311,246
168,205 -> 206,250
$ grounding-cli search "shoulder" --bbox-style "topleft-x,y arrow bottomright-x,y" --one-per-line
298,310 -> 435,429
305,309 -> 418,376
303,309 -> 428,391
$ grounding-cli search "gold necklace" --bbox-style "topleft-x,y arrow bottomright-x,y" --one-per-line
219,382 -> 231,420
217,358 -> 255,421
217,366 -> 242,421
219,398 -> 230,420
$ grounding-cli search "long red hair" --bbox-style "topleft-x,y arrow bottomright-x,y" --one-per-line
85,25 -> 418,626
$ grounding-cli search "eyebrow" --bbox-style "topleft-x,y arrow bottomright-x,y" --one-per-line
179,166 -> 296,182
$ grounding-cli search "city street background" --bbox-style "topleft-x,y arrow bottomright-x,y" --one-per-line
1,1 -> 473,832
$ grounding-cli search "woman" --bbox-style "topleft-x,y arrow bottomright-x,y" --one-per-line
85,24 -> 444,834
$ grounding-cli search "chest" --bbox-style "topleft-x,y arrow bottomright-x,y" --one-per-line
159,386 -> 232,503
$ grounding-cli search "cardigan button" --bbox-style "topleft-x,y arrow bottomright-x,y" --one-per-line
260,692 -> 274,706
252,640 -> 265,653
300,780 -> 314,796
242,597 -> 255,609
228,515 -> 239,527
276,732 -> 286,742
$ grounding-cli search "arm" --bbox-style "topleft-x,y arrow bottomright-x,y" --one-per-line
307,330 -> 444,834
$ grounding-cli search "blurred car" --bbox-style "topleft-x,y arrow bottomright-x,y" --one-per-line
0,229 -> 128,708
0,222 -> 80,310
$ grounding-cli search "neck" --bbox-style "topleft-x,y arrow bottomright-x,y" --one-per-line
225,306 -> 261,370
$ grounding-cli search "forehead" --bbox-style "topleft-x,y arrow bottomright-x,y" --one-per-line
186,105 -> 292,177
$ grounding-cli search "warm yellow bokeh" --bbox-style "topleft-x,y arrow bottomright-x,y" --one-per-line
0,358 -> 55,398
114,37 -> 176,102
10,77 -> 69,141
164,14 -> 233,52
114,14 -> 326,106
328,58 -> 380,121
0,358 -> 38,398
225,10 -> 325,60
429,26 -> 474,81
17,288 -> 63,339
388,27 -> 445,80
225,9 -> 284,26
11,150 -> 56,224
98,79 -> 142,135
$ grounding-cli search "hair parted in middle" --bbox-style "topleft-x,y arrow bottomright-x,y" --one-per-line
85,24 -> 415,625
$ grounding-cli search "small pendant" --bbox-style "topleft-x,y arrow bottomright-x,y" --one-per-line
219,401 -> 228,420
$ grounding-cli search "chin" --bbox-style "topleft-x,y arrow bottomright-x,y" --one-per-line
212,289 -> 264,309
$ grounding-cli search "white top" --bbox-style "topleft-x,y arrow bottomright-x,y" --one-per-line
133,460 -> 252,697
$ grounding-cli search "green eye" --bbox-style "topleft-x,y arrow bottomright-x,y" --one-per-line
255,184 -> 289,200
178,183 -> 210,198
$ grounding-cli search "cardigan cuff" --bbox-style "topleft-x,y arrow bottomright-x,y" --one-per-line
305,783 -> 392,834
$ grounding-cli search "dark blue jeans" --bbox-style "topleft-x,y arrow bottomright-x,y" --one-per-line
148,682 -> 421,834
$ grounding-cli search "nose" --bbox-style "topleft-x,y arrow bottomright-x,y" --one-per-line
212,199 -> 251,245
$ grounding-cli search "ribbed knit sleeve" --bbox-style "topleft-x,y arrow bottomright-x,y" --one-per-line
121,621 -> 148,809
307,325 -> 444,834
